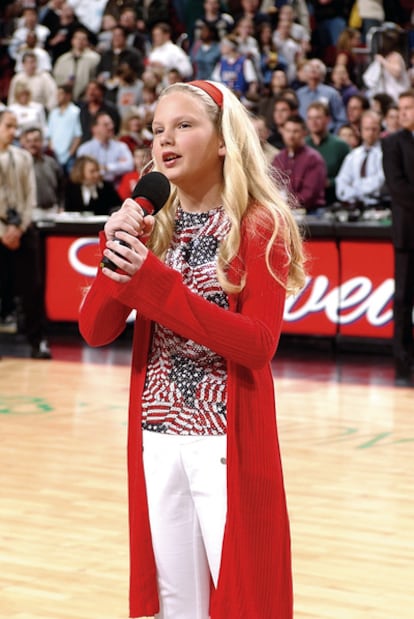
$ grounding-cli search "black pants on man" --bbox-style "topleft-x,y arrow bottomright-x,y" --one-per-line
393,248 -> 414,378
0,224 -> 47,350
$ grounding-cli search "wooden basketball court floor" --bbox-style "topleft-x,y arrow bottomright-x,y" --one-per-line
1,331 -> 413,619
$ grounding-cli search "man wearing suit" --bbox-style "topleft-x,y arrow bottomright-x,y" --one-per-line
382,91 -> 414,386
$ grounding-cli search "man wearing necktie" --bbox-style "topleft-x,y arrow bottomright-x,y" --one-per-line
335,110 -> 388,207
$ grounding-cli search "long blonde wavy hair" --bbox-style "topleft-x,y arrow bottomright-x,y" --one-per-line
147,81 -> 306,296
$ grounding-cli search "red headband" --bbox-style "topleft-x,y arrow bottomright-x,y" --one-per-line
188,80 -> 224,108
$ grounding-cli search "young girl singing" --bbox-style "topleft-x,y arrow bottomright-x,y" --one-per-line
79,80 -> 305,619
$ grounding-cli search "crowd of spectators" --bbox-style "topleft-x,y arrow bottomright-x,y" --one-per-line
1,0 -> 414,358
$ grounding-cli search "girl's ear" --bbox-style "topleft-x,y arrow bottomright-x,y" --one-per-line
218,138 -> 226,157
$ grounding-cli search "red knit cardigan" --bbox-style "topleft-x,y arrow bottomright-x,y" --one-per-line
78,209 -> 293,618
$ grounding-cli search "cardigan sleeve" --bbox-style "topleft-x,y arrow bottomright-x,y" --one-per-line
112,223 -> 289,370
78,233 -> 133,346
79,215 -> 290,369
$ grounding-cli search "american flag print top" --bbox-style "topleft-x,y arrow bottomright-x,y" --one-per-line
141,205 -> 231,435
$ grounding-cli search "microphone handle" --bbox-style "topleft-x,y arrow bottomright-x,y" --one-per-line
99,239 -> 130,272
99,197 -> 155,271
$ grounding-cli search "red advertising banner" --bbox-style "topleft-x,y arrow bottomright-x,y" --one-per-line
339,240 -> 393,338
282,239 -> 393,339
44,234 -> 394,339
45,236 -> 100,321
283,240 -> 340,336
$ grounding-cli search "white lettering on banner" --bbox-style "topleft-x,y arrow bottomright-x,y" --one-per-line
68,239 -> 394,328
284,276 -> 394,326
68,237 -> 99,278
68,236 -> 136,322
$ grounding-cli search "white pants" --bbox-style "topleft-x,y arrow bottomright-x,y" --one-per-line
142,431 -> 227,619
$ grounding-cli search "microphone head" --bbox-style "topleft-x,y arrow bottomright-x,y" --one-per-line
131,171 -> 171,215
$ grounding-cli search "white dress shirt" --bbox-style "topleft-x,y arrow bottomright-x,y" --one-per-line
335,141 -> 387,205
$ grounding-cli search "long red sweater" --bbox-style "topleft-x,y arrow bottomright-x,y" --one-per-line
78,209 -> 293,618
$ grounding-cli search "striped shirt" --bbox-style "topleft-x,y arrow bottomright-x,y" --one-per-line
141,205 -> 231,435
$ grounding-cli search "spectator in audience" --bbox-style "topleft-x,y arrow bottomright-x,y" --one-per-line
371,92 -> 395,120
296,58 -> 348,132
381,103 -> 401,137
336,110 -> 387,207
363,27 -> 410,102
0,109 -> 51,359
45,2 -> 96,65
267,94 -> 298,149
190,20 -> 221,81
272,113 -> 327,212
305,101 -> 350,205
97,25 -> 144,103
8,51 -> 57,112
337,122 -> 361,149
192,0 -> 235,42
117,145 -> 152,201
147,22 -> 193,80
115,62 -> 144,119
277,3 -> 311,55
256,22 -> 287,95
19,125 -> 64,220
104,0 -> 169,29
330,64 -> 360,107
8,6 -> 50,62
140,65 -> 164,95
118,108 -> 153,154
14,31 -> 52,73
232,0 -> 270,29
8,82 -> 48,141
289,57 -> 307,90
96,12 -> 117,53
331,26 -> 361,82
164,68 -> 184,86
134,81 -> 159,128
39,0 -> 65,38
271,9 -> 303,84
76,111 -> 134,186
48,83 -> 82,174
118,6 -> 149,57
346,93 -> 370,141
78,79 -> 121,142
211,35 -> 259,109
258,69 -> 289,128
260,0 -> 311,31
53,27 -> 101,102
382,89 -> 414,385
64,155 -> 121,215
250,113 -> 279,164
233,16 -> 261,81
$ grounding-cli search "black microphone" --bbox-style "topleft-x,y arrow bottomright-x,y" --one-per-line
100,171 -> 170,271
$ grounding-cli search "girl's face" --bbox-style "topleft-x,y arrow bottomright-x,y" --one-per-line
152,91 -> 225,191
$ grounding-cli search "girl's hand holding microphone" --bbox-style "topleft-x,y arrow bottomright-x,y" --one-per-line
99,170 -> 171,282
100,198 -> 155,282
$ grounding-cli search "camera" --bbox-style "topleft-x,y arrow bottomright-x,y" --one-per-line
5,207 -> 22,227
